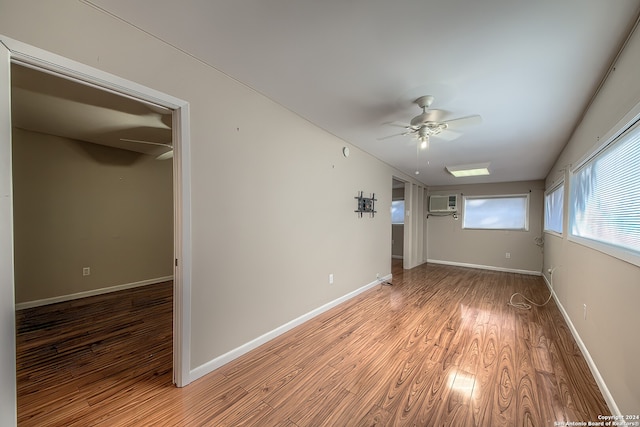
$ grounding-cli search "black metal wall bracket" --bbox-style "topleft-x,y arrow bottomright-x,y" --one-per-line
355,191 -> 377,218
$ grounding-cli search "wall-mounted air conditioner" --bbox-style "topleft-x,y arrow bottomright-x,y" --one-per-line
429,195 -> 457,212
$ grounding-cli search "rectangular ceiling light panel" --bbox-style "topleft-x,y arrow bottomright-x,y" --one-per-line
446,163 -> 491,177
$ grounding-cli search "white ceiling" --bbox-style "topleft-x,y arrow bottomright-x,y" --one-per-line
67,1 -> 640,184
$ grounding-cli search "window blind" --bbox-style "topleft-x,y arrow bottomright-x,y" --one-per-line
570,121 -> 640,258
544,183 -> 564,234
463,195 -> 529,230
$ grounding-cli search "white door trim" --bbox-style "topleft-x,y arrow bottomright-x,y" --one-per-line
0,35 -> 192,393
0,38 -> 18,426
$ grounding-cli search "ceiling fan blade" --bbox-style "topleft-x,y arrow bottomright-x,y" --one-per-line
378,131 -> 411,140
383,121 -> 412,129
432,129 -> 461,141
155,150 -> 173,160
119,138 -> 172,148
409,109 -> 448,127
443,115 -> 482,128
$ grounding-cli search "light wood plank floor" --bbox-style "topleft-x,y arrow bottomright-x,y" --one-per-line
16,261 -> 610,426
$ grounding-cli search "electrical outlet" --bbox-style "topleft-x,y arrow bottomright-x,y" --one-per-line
376,273 -> 380,280
329,274 -> 334,285
583,304 -> 587,320
82,267 -> 90,276
505,252 -> 511,259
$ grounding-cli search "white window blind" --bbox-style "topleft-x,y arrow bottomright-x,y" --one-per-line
544,183 -> 564,234
570,120 -> 640,263
463,195 -> 529,230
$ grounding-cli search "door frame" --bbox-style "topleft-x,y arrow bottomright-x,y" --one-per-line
390,176 -> 428,270
0,36 -> 193,416
391,177 -> 406,261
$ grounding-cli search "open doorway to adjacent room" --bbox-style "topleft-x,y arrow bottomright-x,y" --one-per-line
3,42 -> 190,421
391,178 -> 405,264
11,60 -> 175,411
391,177 -> 427,271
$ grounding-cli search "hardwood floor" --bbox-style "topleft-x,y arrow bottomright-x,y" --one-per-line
15,262 -> 610,426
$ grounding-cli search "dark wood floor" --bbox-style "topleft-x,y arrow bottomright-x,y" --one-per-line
16,261 -> 609,426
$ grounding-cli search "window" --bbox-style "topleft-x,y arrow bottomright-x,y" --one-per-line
544,182 -> 564,234
391,200 -> 404,224
463,195 -> 529,230
570,119 -> 640,265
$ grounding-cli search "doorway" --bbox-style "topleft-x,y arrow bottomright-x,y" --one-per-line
11,62 -> 176,408
0,36 -> 192,422
11,63 -> 175,307
390,177 -> 427,270
391,178 -> 405,261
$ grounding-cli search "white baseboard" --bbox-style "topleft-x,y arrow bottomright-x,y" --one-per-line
541,275 -> 620,416
189,274 -> 392,383
427,259 -> 542,276
15,276 -> 174,310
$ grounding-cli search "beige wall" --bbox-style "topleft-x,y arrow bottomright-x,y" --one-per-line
12,129 -> 173,304
543,22 -> 640,415
0,0 -> 423,372
427,181 -> 545,274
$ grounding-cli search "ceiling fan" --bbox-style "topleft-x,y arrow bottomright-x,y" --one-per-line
120,138 -> 173,160
380,95 -> 482,149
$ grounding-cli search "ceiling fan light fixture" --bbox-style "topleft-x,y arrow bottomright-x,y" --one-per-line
446,163 -> 490,177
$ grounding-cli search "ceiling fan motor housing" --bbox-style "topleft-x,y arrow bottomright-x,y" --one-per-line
414,95 -> 434,109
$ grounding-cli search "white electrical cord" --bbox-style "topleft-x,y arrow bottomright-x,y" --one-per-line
508,267 -> 557,310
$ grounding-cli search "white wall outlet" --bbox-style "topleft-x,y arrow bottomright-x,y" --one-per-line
583,304 -> 587,320
505,252 -> 511,259
376,273 -> 380,280
329,274 -> 334,285
82,267 -> 90,276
